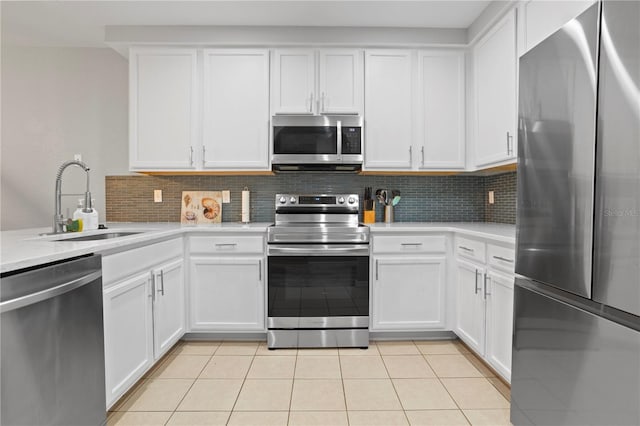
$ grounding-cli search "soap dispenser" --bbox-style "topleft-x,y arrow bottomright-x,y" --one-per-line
85,198 -> 99,230
72,199 -> 84,221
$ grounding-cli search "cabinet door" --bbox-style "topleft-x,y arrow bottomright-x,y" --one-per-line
485,270 -> 514,382
364,50 -> 414,169
152,258 -> 185,359
203,49 -> 270,169
190,256 -> 265,331
418,50 -> 466,170
519,0 -> 595,55
474,10 -> 517,168
455,259 -> 486,355
372,256 -> 446,331
272,49 -> 316,114
129,48 -> 198,170
103,272 -> 153,408
318,49 -> 363,114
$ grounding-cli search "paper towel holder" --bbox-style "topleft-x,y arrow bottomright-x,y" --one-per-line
241,186 -> 250,224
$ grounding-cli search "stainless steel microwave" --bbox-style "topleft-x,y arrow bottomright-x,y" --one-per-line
271,115 -> 363,172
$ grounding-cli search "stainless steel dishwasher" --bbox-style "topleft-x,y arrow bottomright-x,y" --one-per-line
1,254 -> 106,426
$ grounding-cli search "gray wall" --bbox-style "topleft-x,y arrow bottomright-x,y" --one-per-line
1,46 -> 130,230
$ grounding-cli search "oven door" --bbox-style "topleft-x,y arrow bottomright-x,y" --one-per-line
267,244 -> 369,328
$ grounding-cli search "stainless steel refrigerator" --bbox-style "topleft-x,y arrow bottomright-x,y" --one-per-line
512,2 -> 640,425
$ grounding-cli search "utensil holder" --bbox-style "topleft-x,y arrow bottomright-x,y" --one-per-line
384,205 -> 394,223
364,208 -> 375,224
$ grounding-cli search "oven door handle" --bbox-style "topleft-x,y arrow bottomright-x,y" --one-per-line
267,244 -> 369,256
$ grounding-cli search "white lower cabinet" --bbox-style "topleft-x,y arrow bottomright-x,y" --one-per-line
152,259 -> 186,357
455,259 -> 486,354
372,256 -> 446,330
454,239 -> 515,382
103,272 -> 154,408
102,238 -> 185,409
485,270 -> 514,381
189,256 -> 265,331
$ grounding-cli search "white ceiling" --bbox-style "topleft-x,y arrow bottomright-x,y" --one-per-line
2,1 -> 491,48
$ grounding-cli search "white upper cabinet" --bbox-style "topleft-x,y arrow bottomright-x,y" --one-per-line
130,48 -> 198,170
272,48 -> 363,115
202,49 -> 270,169
364,50 -> 414,170
518,0 -> 596,55
473,10 -> 517,168
272,49 -> 316,114
318,49 -> 363,114
417,50 -> 466,170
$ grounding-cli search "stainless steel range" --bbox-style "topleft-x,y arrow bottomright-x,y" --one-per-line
267,194 -> 370,349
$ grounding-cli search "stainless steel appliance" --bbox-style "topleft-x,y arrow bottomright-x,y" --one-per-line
271,116 -> 363,172
512,2 -> 640,425
267,194 -> 369,348
1,254 -> 106,426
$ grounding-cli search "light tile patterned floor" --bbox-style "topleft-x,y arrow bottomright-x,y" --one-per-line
108,340 -> 511,426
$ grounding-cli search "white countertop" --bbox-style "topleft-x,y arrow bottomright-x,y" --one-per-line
1,222 -> 271,274
1,221 -> 514,273
368,222 -> 516,244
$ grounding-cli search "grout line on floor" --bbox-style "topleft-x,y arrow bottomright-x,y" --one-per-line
287,352 -> 299,426
228,349 -> 257,415
337,348 -> 350,425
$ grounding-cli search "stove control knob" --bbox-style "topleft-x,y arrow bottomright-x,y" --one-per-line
289,197 -> 297,204
338,197 -> 345,204
279,196 -> 287,204
348,197 -> 356,204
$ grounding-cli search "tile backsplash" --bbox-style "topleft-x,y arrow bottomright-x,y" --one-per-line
106,172 -> 516,224
485,172 -> 517,224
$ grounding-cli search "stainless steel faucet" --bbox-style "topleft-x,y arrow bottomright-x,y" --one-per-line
53,160 -> 92,233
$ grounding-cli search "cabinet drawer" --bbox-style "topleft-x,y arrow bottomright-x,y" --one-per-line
487,243 -> 516,273
373,234 -> 446,254
103,238 -> 183,286
189,235 -> 264,254
455,237 -> 486,263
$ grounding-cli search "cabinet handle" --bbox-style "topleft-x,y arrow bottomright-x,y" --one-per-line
375,259 -> 379,281
215,243 -> 237,248
159,270 -> 165,296
189,146 -> 194,166
421,146 -> 425,166
474,269 -> 480,294
258,260 -> 262,281
506,132 -> 514,156
401,243 -> 423,247
409,146 -> 413,164
459,246 -> 474,252
484,273 -> 491,299
202,145 -> 206,165
321,92 -> 326,112
492,255 -> 514,263
308,92 -> 313,113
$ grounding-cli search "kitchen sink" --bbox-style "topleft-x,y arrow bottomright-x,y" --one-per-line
52,232 -> 143,242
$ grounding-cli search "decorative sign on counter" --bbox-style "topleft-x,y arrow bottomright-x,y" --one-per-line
181,191 -> 222,224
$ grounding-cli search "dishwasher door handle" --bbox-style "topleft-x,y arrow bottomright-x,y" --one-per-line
0,270 -> 102,313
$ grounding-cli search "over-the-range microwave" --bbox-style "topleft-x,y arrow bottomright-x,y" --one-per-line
271,115 -> 363,172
